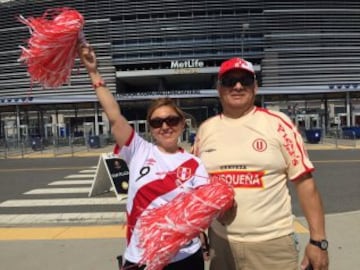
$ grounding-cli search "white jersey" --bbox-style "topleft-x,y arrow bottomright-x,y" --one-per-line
118,130 -> 209,264
193,106 -> 314,242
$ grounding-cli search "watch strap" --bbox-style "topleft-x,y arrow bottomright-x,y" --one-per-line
309,239 -> 328,250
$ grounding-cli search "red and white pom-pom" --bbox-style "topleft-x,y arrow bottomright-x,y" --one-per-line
18,8 -> 84,88
136,180 -> 234,270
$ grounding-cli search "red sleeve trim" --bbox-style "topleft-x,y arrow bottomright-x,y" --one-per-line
112,128 -> 135,154
124,128 -> 135,146
113,144 -> 120,154
290,168 -> 315,182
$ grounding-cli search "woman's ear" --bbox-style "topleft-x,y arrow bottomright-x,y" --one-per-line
180,119 -> 186,130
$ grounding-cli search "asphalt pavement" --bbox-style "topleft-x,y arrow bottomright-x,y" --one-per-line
0,142 -> 359,269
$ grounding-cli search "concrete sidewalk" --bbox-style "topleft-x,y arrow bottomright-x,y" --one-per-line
297,211 -> 360,270
0,211 -> 358,269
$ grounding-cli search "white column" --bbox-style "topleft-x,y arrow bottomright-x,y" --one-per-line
94,103 -> 99,136
102,112 -> 110,135
346,92 -> 351,126
16,105 -> 20,141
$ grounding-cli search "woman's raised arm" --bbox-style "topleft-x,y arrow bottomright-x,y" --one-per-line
78,44 -> 133,148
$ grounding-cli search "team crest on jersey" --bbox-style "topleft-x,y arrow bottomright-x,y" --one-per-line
252,138 -> 267,152
176,166 -> 193,182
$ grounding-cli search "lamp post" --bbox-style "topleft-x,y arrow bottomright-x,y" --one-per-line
241,23 -> 250,58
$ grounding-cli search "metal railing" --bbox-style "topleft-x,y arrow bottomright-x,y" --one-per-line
322,128 -> 359,149
0,135 -> 114,159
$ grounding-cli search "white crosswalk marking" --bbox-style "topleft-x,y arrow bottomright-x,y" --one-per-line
0,212 -> 126,225
24,187 -> 90,194
65,174 -> 95,178
0,198 -> 124,207
0,166 -> 125,226
79,169 -> 96,173
48,180 -> 93,185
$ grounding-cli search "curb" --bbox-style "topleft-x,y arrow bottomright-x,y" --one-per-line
2,143 -> 358,160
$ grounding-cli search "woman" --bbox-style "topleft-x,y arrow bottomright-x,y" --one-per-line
78,44 -> 209,270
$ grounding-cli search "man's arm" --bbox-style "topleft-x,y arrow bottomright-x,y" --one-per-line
294,173 -> 329,270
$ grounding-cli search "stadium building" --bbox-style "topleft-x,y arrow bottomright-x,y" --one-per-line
1,0 -> 360,145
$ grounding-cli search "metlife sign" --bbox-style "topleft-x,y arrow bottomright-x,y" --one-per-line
170,59 -> 204,69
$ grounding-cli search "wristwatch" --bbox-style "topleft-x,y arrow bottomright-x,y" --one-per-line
309,239 -> 328,251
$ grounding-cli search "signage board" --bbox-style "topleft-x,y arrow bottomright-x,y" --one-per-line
89,153 -> 129,201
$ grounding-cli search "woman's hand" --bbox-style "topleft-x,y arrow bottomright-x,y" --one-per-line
78,43 -> 98,74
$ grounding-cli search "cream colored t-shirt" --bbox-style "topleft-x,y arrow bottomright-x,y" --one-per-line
193,106 -> 314,242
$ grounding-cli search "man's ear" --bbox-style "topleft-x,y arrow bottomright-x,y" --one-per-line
253,80 -> 258,95
216,80 -> 222,96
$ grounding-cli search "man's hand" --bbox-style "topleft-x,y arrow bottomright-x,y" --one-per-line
300,243 -> 329,270
217,200 -> 237,225
199,232 -> 210,261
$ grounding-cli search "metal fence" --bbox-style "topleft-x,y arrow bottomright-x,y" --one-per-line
1,128 -> 358,159
321,128 -> 359,149
0,135 -> 115,159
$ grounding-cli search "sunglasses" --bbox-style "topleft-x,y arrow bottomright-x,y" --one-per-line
149,116 -> 182,128
220,75 -> 255,88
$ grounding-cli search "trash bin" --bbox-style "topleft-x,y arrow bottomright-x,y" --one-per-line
88,135 -> 101,148
59,127 -> 66,137
342,127 -> 355,139
31,137 -> 43,151
342,127 -> 360,139
305,129 -> 322,144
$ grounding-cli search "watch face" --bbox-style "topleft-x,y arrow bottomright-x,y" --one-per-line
320,240 -> 328,250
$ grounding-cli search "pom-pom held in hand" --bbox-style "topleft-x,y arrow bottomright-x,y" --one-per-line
137,180 -> 234,270
18,8 -> 84,88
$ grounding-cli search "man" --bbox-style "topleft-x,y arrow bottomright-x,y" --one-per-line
193,57 -> 329,270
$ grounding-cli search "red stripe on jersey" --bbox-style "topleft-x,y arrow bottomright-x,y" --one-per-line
255,107 -> 312,172
126,157 -> 200,245
113,129 -> 135,154
113,144 -> 120,155
291,168 -> 315,182
125,128 -> 135,146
